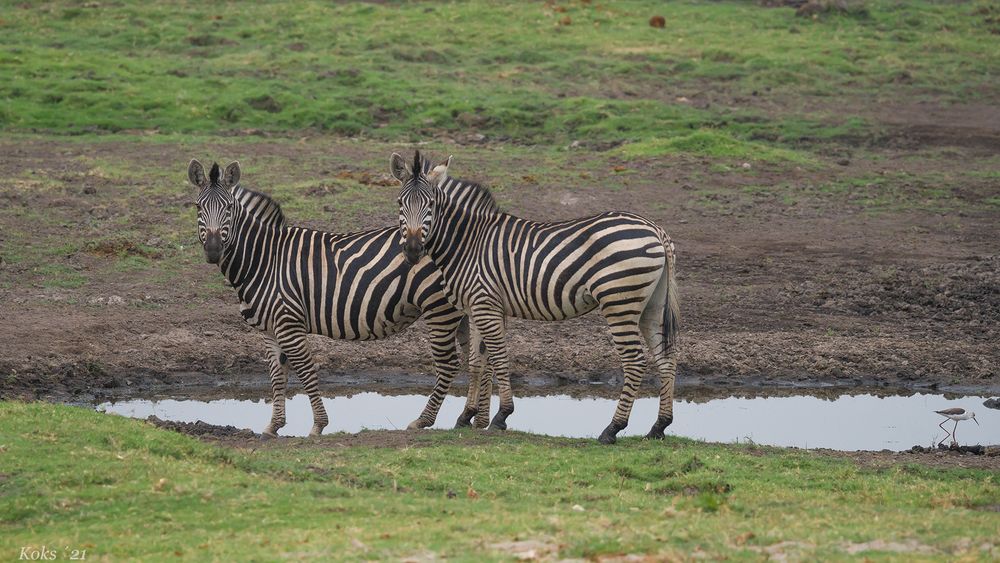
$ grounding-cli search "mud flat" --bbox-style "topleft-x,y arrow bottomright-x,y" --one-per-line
1,135 -> 999,401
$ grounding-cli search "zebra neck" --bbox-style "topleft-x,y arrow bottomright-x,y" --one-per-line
218,188 -> 284,298
427,186 -> 502,276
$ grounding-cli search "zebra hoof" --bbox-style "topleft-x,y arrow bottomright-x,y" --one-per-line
488,410 -> 510,431
309,426 -> 324,437
408,419 -> 431,430
645,415 -> 673,440
261,430 -> 278,440
454,408 -> 476,429
598,421 -> 626,445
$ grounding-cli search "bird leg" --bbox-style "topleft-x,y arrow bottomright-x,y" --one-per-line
938,419 -> 952,447
952,419 -> 960,446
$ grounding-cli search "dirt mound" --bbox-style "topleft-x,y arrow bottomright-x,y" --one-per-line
786,256 -> 1000,335
908,444 -> 1000,456
146,415 -> 258,440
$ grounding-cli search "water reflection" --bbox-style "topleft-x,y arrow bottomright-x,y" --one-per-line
98,392 -> 997,451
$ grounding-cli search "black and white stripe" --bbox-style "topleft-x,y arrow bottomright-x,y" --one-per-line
189,159 -> 485,436
392,152 -> 679,444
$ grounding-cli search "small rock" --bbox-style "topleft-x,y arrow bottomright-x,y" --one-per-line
649,15 -> 666,28
107,295 -> 125,306
569,140 -> 582,149
83,186 -> 97,195
837,159 -> 851,166
203,331 -> 216,337
571,504 -> 585,512
740,162 -> 752,170
983,398 -> 1000,410
681,183 -> 695,191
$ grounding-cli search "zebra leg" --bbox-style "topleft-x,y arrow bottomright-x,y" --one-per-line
474,359 -> 493,429
262,333 -> 291,437
458,323 -> 491,428
639,301 -> 677,440
454,318 -> 479,428
598,316 -> 649,445
408,315 -> 462,429
275,325 -> 329,437
473,309 -> 513,431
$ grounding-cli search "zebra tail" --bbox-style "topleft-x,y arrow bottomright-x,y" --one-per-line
662,237 -> 680,351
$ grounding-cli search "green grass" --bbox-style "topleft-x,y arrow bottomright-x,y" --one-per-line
1,402 -> 998,560
34,264 -> 86,289
1,1 -> 996,157
617,129 -> 815,164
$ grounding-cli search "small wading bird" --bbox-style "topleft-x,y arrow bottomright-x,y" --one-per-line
935,408 -> 979,446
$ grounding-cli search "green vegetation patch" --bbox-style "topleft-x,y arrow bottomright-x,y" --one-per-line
618,130 -> 814,164
0,1 -> 996,159
1,402 -> 998,560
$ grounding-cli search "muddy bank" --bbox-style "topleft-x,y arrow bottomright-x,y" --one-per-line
141,416 -> 1000,471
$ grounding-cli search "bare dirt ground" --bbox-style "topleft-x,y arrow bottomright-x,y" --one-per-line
1,102 -> 999,403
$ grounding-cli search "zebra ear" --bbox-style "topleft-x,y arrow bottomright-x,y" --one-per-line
188,159 -> 209,190
390,153 -> 411,182
427,155 -> 452,188
222,161 -> 241,188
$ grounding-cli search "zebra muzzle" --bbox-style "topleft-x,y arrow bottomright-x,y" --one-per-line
204,231 -> 223,264
402,237 -> 423,265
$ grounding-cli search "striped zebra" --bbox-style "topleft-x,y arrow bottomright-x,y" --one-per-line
188,159 -> 488,436
391,152 -> 679,444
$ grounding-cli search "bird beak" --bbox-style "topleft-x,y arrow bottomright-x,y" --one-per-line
974,416 -> 980,426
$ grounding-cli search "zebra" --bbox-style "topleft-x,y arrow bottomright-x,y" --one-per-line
188,158 -> 489,436
391,152 -> 679,444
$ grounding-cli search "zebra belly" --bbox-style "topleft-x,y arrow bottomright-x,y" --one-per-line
500,227 -> 663,321
503,288 -> 599,321
304,290 -> 425,341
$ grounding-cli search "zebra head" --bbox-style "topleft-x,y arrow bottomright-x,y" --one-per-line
390,151 -> 451,265
188,159 -> 241,264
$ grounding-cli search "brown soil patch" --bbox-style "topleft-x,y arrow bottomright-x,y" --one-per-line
0,130 -> 998,403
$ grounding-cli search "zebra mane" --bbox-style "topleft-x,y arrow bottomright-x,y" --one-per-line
417,153 -> 501,214
442,177 -> 502,215
233,184 -> 288,229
